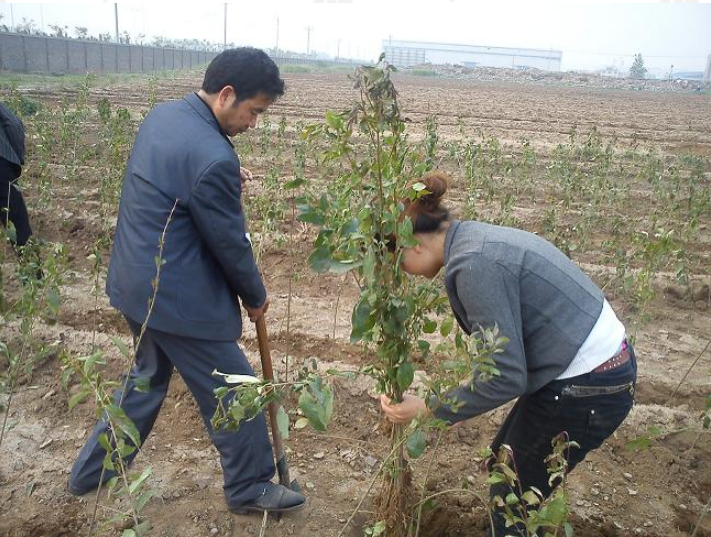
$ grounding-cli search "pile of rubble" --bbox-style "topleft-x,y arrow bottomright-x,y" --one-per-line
401,63 -> 710,93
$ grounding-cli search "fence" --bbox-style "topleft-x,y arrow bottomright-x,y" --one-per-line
0,32 -> 366,75
0,33 -> 218,74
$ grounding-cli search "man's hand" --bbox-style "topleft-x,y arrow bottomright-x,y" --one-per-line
380,394 -> 429,424
246,297 -> 270,322
240,167 -> 254,185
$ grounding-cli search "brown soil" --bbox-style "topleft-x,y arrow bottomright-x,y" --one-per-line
1,72 -> 709,536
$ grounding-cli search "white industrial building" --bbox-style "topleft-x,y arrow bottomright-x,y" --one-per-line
382,39 -> 563,71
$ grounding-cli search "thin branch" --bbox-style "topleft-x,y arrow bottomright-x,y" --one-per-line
336,433 -> 410,537
87,199 -> 178,536
666,338 -> 710,406
259,510 -> 269,537
413,430 -> 444,537
691,493 -> 711,537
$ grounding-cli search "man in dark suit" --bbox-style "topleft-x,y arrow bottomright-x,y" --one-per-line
69,48 -> 305,514
0,101 -> 34,252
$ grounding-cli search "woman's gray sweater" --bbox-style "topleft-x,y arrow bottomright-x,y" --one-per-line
432,220 -> 604,424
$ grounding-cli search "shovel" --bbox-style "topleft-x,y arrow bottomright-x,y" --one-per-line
256,315 -> 301,493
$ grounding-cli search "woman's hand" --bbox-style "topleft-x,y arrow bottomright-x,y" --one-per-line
380,394 -> 429,424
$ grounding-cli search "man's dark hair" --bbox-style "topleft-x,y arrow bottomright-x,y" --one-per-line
202,47 -> 285,102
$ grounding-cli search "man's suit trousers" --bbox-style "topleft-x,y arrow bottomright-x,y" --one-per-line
69,316 -> 276,507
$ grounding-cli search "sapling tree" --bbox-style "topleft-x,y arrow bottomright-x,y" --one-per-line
297,57 -> 451,535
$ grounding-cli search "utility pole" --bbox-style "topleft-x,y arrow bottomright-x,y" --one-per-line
223,3 -> 227,50
10,4 -> 14,31
114,3 -> 120,44
275,17 -> 280,52
336,38 -> 340,61
306,26 -> 313,56
40,4 -> 44,33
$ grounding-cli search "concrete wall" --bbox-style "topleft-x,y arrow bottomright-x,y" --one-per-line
0,32 -> 219,74
0,32 -> 365,75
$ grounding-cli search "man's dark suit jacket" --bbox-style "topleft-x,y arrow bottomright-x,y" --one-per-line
106,92 -> 266,341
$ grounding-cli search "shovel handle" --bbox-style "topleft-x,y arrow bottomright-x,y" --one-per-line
255,315 -> 291,486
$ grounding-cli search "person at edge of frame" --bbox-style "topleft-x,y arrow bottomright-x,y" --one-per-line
68,47 -> 306,516
0,101 -> 36,258
380,171 -> 636,537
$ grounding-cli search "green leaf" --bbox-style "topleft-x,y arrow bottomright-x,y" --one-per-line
308,246 -> 334,273
396,361 -> 415,391
128,466 -> 153,495
106,404 -> 141,448
647,425 -> 663,437
284,177 -> 306,190
276,406 -> 290,440
406,429 -> 426,459
133,376 -> 150,393
98,432 -> 112,452
417,340 -> 431,354
564,522 -> 574,537
325,110 -> 344,131
486,474 -> 506,485
230,402 -> 245,425
505,493 -> 519,506
122,530 -> 136,537
350,299 -> 372,343
134,520 -> 151,536
47,288 -> 61,315
297,204 -> 325,225
328,258 -> 360,274
543,495 -> 569,523
440,317 -> 454,337
111,337 -> 131,359
368,521 -> 386,536
522,490 -> 540,506
298,379 -> 334,432
135,490 -> 155,512
103,452 -> 116,471
83,351 -> 105,374
423,320 -> 437,334
626,436 -> 652,451
294,417 -> 309,430
68,388 -> 90,411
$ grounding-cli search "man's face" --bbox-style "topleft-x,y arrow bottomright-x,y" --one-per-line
216,89 -> 273,136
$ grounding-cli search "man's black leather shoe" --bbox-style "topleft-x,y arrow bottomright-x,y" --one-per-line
229,482 -> 306,515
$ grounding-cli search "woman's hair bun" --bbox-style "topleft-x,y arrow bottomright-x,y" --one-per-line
404,171 -> 452,234
417,171 -> 449,207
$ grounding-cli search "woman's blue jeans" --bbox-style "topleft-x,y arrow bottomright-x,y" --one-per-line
487,346 -> 637,536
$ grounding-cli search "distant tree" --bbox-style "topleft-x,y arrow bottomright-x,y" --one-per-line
74,26 -> 88,39
98,32 -> 112,42
16,18 -> 38,35
49,24 -> 69,38
629,53 -> 647,79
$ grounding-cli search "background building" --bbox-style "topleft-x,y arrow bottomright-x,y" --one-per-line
382,39 -> 563,71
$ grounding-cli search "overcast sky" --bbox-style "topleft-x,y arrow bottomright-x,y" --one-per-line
1,2 -> 710,73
